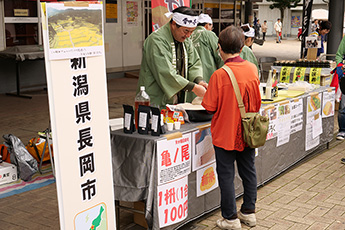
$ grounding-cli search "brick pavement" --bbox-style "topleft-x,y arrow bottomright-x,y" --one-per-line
1,37 -> 343,229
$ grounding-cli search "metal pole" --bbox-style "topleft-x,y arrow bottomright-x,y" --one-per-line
327,0 -> 344,58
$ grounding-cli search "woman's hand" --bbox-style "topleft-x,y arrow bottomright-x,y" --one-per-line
192,84 -> 206,97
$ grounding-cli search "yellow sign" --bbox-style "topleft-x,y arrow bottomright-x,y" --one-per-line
309,68 -> 322,85
279,66 -> 292,83
106,3 -> 118,22
14,9 -> 29,17
293,67 -> 307,82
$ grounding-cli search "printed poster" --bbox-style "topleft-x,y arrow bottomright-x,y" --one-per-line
291,16 -> 301,28
196,162 -> 218,197
276,101 -> 291,147
261,104 -> 279,140
151,0 -> 190,31
322,90 -> 335,118
192,128 -> 215,172
157,133 -> 191,185
157,176 -> 188,228
126,1 -> 138,25
45,2 -> 104,60
306,93 -> 322,151
106,0 -> 117,23
290,98 -> 304,134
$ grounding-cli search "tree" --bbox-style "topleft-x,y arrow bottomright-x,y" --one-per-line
266,0 -> 301,24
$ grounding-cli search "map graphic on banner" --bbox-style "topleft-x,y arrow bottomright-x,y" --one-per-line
151,0 -> 190,31
74,203 -> 107,230
45,2 -> 104,60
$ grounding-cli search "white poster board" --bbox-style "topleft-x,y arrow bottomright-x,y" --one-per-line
262,104 -> 279,140
157,176 -> 188,228
41,2 -> 116,229
157,133 -> 191,185
196,162 -> 218,197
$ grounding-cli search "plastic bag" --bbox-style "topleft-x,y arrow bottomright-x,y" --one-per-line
3,134 -> 38,181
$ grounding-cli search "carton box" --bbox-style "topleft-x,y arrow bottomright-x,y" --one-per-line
0,162 -> 18,185
133,201 -> 148,229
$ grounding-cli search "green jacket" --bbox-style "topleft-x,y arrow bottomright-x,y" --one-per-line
191,26 -> 223,82
138,23 -> 203,108
240,45 -> 260,77
336,36 -> 345,65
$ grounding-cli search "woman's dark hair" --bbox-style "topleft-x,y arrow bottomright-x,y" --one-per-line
218,25 -> 244,54
319,20 -> 332,31
170,6 -> 198,24
197,22 -> 208,27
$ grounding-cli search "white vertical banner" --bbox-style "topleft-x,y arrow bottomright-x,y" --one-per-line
157,133 -> 191,185
157,176 -> 188,228
41,2 -> 116,229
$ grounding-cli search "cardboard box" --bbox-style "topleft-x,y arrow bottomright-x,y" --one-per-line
0,162 -> 18,185
320,74 -> 332,87
133,201 -> 148,229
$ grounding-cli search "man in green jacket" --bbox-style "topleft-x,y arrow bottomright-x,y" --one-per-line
191,13 -> 223,83
137,6 -> 207,108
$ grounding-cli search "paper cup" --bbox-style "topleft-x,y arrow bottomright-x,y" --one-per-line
174,121 -> 181,130
167,122 -> 174,131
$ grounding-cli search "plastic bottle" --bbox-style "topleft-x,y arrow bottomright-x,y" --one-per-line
266,70 -> 273,99
135,86 -> 150,129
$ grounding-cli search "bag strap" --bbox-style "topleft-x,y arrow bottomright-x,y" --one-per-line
222,65 -> 247,118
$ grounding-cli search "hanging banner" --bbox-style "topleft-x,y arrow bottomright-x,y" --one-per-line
151,0 -> 190,31
41,2 -> 116,229
301,0 -> 314,57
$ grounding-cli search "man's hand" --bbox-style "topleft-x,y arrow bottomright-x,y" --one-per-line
192,84 -> 206,97
198,81 -> 208,89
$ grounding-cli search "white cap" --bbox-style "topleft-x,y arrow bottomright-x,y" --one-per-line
198,13 -> 212,24
242,23 -> 255,38
140,86 -> 145,91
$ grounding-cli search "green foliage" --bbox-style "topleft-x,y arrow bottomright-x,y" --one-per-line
267,0 -> 301,10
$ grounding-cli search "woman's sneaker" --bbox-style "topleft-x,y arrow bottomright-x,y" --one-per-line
238,211 -> 256,227
216,218 -> 241,230
336,132 -> 345,140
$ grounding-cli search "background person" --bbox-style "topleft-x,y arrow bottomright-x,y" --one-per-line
254,19 -> 261,39
191,13 -> 224,84
308,20 -> 332,58
240,24 -> 260,78
202,25 -> 261,230
274,18 -> 282,43
137,6 -> 208,108
261,20 -> 267,41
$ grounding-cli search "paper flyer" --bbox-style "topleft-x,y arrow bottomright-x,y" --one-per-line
322,90 -> 335,118
290,98 -> 303,134
196,162 -> 218,197
277,101 -> 291,147
192,128 -> 215,172
305,93 -> 322,151
261,104 -> 279,140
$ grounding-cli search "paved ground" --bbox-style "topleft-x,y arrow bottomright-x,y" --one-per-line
1,36 -> 344,229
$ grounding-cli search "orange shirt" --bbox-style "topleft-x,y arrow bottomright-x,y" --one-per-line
202,59 -> 261,151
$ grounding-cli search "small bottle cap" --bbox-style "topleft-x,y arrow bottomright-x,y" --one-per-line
140,86 -> 145,91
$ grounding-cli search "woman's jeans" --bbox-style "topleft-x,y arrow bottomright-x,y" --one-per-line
214,146 -> 257,220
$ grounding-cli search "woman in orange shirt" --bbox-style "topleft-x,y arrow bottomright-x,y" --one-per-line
202,25 -> 261,230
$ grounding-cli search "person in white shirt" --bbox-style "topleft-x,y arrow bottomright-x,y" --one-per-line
274,18 -> 282,43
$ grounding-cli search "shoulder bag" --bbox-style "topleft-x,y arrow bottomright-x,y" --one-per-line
222,65 -> 269,148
